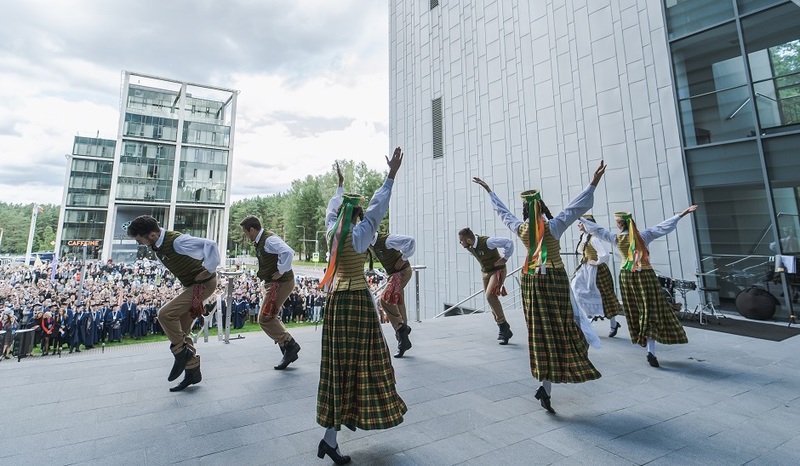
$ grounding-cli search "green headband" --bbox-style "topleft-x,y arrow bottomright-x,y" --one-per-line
520,189 -> 540,202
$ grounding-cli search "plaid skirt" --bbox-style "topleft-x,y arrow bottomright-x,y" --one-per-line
316,289 -> 407,430
596,263 -> 622,319
619,269 -> 688,347
521,268 -> 601,384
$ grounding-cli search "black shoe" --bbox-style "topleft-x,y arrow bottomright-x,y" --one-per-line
394,324 -> 412,358
534,386 -> 556,414
647,352 -> 660,368
317,439 -> 351,465
609,322 -> 621,338
168,345 -> 195,382
75,349 -> 81,353
274,339 -> 300,370
498,322 -> 513,345
169,367 -> 202,392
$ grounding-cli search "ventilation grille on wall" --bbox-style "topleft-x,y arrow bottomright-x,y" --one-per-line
430,0 -> 439,10
432,97 -> 443,159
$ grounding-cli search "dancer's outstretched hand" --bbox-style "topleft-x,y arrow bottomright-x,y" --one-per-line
680,205 -> 698,217
387,147 -> 403,179
472,177 -> 492,193
590,160 -> 607,186
336,162 -> 344,187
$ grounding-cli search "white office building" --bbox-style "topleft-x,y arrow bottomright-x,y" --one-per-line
389,1 -> 800,320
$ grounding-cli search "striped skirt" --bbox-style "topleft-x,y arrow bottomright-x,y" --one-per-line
521,268 -> 601,384
619,268 -> 688,347
596,263 -> 622,319
316,289 -> 407,430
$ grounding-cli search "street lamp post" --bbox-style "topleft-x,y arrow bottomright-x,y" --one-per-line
315,230 -> 327,254
296,225 -> 306,260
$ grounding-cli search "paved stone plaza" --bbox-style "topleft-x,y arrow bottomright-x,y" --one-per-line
2,310 -> 800,465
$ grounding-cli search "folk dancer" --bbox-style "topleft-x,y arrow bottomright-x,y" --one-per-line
315,149 -> 407,464
239,216 -> 302,370
457,228 -> 514,344
581,206 -> 697,367
472,160 -> 606,414
127,215 -> 220,392
570,215 -> 623,337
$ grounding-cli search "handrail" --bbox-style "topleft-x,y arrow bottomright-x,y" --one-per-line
435,265 -> 524,319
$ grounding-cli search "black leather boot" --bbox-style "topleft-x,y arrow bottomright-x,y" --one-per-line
534,386 -> 556,414
170,367 -> 202,392
168,344 -> 195,382
498,322 -> 513,345
394,324 -> 412,358
274,338 -> 300,370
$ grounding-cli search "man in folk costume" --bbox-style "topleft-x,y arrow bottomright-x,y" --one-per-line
457,227 -> 514,344
581,205 -> 697,367
570,214 -> 624,337
472,160 -> 606,414
127,215 -> 219,392
316,149 -> 407,465
367,219 -> 416,357
239,215 -> 302,370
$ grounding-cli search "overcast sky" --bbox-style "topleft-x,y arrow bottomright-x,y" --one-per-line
0,0 -> 390,205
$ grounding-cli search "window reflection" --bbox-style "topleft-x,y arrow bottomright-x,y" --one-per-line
743,4 -> 800,133
664,0 -> 735,39
686,142 -> 773,301
671,23 -> 754,146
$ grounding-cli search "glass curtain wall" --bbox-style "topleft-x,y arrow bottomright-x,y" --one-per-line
667,0 -> 800,317
116,142 -> 175,202
177,147 -> 228,204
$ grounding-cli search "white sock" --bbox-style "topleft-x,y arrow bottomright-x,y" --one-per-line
610,316 -> 617,329
542,380 -> 552,396
323,428 -> 338,447
647,339 -> 656,355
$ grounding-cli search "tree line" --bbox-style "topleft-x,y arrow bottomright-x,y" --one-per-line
0,160 -> 387,261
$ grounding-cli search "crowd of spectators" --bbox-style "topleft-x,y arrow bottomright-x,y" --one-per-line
0,259 -> 328,360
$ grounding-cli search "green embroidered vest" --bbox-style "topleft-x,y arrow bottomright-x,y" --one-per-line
255,231 -> 293,283
370,232 -> 406,275
468,235 -> 504,273
154,231 -> 207,287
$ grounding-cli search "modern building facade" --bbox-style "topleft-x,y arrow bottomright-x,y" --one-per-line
55,71 -> 238,263
54,136 -> 116,260
389,0 -> 800,320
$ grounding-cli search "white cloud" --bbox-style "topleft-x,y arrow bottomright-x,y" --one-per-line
0,0 -> 389,205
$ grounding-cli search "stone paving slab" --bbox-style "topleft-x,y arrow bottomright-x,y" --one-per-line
2,310 -> 800,466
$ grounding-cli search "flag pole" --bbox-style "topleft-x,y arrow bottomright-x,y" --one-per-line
24,204 -> 40,266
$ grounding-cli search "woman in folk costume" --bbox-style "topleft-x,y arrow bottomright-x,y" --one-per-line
571,214 -> 624,337
580,205 -> 697,367
472,160 -> 606,414
315,149 -> 407,465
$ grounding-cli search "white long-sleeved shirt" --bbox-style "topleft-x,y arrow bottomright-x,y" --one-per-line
581,214 -> 682,250
325,179 -> 394,254
371,233 -> 416,260
254,229 -> 294,274
489,184 -> 596,240
155,228 -> 220,273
